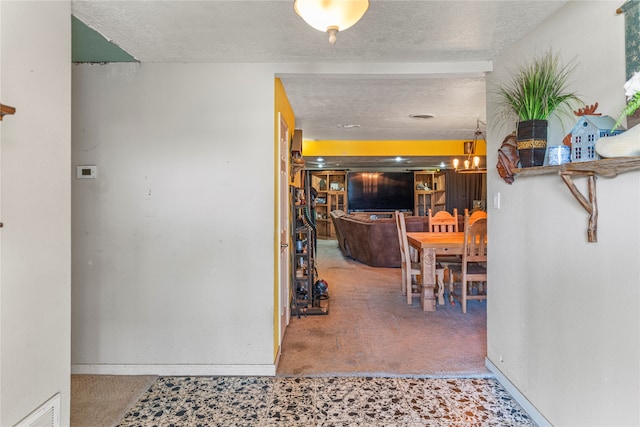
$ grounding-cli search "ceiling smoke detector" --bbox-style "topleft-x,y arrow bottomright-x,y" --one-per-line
409,114 -> 435,120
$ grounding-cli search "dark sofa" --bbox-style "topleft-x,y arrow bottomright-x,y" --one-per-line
329,210 -> 430,267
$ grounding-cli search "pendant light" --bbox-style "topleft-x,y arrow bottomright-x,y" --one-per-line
294,0 -> 369,45
453,119 -> 487,174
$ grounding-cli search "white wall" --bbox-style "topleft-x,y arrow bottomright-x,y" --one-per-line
0,1 -> 71,425
72,63 -> 278,373
486,2 -> 639,426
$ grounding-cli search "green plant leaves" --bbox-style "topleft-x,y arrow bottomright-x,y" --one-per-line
499,50 -> 581,121
613,91 -> 640,131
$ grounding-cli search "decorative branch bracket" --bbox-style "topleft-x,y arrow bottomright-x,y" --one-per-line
0,103 -> 16,121
513,157 -> 640,243
559,172 -> 597,242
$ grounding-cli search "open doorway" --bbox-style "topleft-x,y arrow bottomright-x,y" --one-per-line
275,72 -> 488,377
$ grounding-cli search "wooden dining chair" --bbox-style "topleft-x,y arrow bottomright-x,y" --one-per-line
395,211 -> 421,303
428,208 -> 458,232
395,211 -> 445,307
448,217 -> 487,313
464,209 -> 487,226
428,208 -> 461,305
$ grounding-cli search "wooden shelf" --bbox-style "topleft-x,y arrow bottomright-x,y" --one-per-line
513,157 -> 640,178
415,190 -> 445,195
513,157 -> 640,242
414,171 -> 446,216
311,170 -> 347,239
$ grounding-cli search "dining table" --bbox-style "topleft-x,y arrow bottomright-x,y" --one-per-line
405,231 -> 465,311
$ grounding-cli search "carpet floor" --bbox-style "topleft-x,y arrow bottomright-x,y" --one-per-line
71,374 -> 157,427
276,239 -> 488,377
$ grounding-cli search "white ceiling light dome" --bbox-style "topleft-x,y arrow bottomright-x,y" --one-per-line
294,0 -> 369,45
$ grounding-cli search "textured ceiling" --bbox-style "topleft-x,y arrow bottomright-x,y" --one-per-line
280,74 -> 487,141
71,1 -> 568,64
71,0 -> 569,167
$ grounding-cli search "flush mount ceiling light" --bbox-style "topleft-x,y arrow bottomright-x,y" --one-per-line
294,0 -> 369,45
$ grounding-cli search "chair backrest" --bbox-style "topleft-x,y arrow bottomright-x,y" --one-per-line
463,217 -> 487,263
394,211 -> 411,267
428,208 -> 458,232
467,210 -> 487,227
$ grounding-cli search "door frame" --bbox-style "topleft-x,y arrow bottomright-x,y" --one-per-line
277,113 -> 291,344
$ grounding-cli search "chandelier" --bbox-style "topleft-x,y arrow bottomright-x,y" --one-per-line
294,0 -> 369,45
453,119 -> 487,174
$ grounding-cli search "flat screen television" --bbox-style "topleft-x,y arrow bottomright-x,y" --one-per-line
347,172 -> 414,212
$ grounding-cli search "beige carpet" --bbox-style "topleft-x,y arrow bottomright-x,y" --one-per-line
70,374 -> 157,427
277,239 -> 489,377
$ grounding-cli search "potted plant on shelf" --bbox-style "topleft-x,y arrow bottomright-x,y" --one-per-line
498,50 -> 582,167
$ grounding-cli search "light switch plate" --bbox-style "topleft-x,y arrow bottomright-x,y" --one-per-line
76,165 -> 97,179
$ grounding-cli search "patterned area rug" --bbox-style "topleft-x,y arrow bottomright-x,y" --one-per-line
117,376 -> 537,426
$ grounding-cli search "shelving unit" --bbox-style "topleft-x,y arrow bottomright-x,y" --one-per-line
290,177 -> 329,317
513,157 -> 640,242
292,200 -> 315,315
311,170 -> 347,239
413,171 -> 446,216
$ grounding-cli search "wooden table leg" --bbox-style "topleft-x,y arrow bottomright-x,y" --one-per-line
436,268 -> 445,305
420,247 -> 437,312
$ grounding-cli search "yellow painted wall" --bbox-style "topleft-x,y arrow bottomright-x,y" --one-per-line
275,79 -> 295,136
273,78 -> 295,362
303,139 -> 486,157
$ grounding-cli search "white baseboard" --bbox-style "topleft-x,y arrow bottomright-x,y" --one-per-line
485,358 -> 552,427
71,363 -> 277,377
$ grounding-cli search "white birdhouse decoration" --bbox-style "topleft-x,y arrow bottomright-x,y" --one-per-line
570,115 -> 625,162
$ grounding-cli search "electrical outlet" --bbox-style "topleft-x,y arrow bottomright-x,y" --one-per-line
493,192 -> 501,209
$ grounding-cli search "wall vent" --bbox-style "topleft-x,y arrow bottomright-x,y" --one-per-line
15,393 -> 60,427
